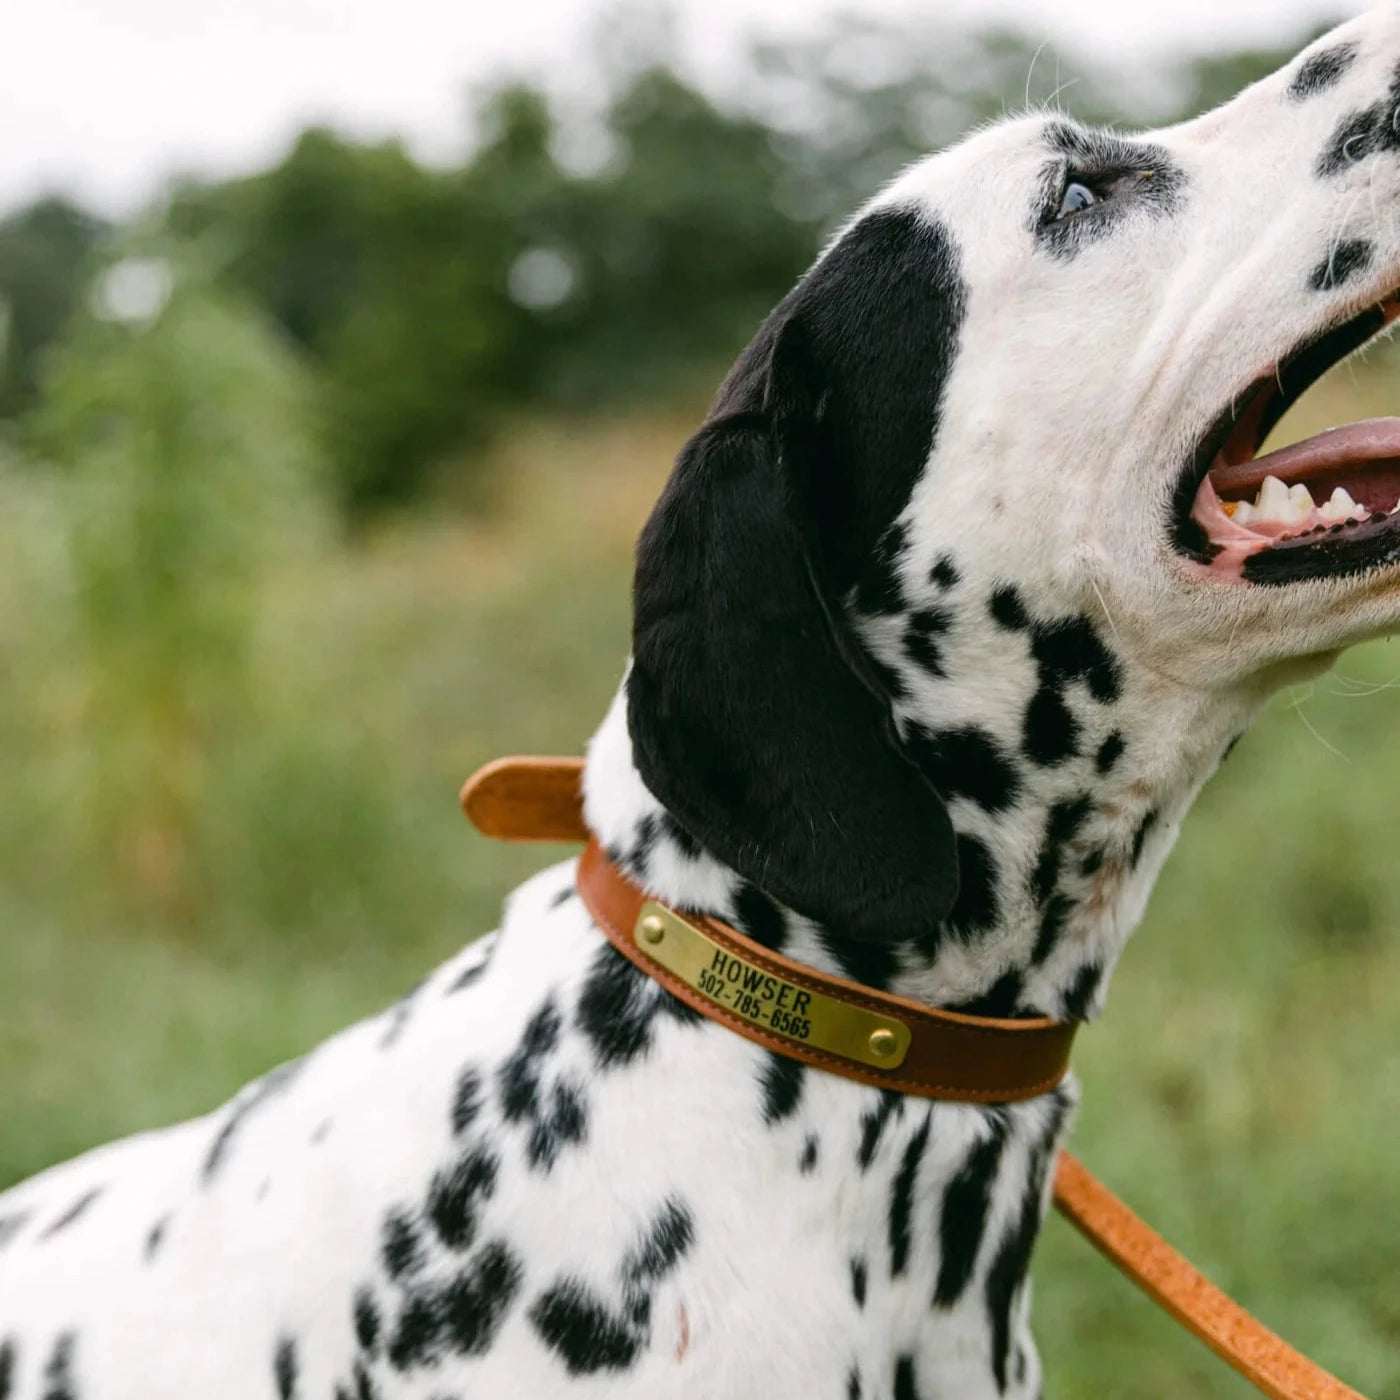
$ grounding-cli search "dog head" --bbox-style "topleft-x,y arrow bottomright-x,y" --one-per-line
628,12 -> 1400,954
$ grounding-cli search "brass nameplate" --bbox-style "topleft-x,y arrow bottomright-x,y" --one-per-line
633,902 -> 911,1070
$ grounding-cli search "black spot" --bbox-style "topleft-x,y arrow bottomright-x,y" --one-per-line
855,522 -> 909,615
529,1199 -> 693,1375
818,927 -> 901,992
527,1081 -> 589,1171
857,1091 -> 905,1169
448,1068 -> 482,1137
732,882 -> 788,952
1316,65 -> 1400,179
1030,615 -> 1121,703
1032,894 -> 1072,966
929,555 -> 960,590
1131,809 -> 1159,866
624,813 -> 662,877
1310,238 -> 1373,292
894,1354 -> 920,1400
426,1147 -> 498,1251
799,1135 -> 820,1173
848,1366 -> 863,1400
203,1058 -> 302,1183
867,653 -> 910,704
0,1214 -> 28,1252
947,970 -> 1023,1018
530,1279 -> 641,1374
1022,686 -> 1080,767
499,998 -> 562,1122
909,606 -> 952,635
850,1256 -> 868,1308
1289,41 -> 1358,101
549,886 -> 577,909
344,1360 -> 378,1400
759,1053 -> 806,1125
1079,848 -> 1105,878
446,946 -> 492,995
144,1214 -> 170,1262
944,834 -> 999,939
906,725 -> 1021,814
42,1332 -> 76,1400
40,1187 -> 102,1240
577,944 -> 702,1070
388,1239 -> 523,1369
985,1088 -> 1071,1391
990,585 -> 1029,631
1061,962 -> 1105,1021
274,1336 -> 299,1400
354,1287 -> 382,1355
903,628 -> 945,676
934,1113 -> 1009,1307
1095,732 -> 1125,774
0,1338 -> 13,1400
1032,796 -> 1092,902
381,1208 -> 426,1279
889,1111 -> 932,1278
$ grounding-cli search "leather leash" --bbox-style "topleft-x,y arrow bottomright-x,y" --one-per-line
461,755 -> 1366,1400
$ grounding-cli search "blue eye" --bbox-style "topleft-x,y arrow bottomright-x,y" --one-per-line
1058,181 -> 1098,219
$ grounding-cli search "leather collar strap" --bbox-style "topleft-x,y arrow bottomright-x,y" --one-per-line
462,757 -> 1366,1400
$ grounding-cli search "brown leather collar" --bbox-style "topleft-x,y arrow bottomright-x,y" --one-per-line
462,755 -> 1367,1399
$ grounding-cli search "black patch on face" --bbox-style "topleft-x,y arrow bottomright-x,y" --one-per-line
388,1239 -> 523,1369
905,724 -> 1021,814
450,1068 -> 482,1136
888,1110 -> 932,1278
732,882 -> 788,952
529,1199 -> 694,1375
1310,238 -> 1374,292
934,1113 -> 1008,1307
947,970 -> 1023,1018
202,1057 -> 302,1184
1031,617 -> 1121,702
1032,795 -> 1092,902
1061,962 -> 1105,1021
855,522 -> 910,616
930,555 -> 960,590
144,1214 -> 170,1262
1032,894 -> 1071,966
577,944 -> 703,1070
1095,732 -> 1125,774
759,1053 -> 806,1125
990,585 -> 1029,631
629,206 -> 967,951
0,1338 -> 13,1400
549,886 -> 576,909
1289,42 -> 1358,101
894,1354 -> 920,1400
427,1146 -> 498,1251
1131,809 -> 1158,866
857,1090 -> 905,1169
40,1186 -> 102,1241
985,1088 -> 1071,1391
944,834 -> 999,939
1317,62 -> 1400,177
1079,848 -> 1105,878
44,1332 -> 77,1400
850,1256 -> 868,1307
274,1336 -> 299,1400
800,1134 -> 819,1173
1036,121 -> 1186,259
354,1288 -> 382,1355
381,1208 -> 427,1280
1023,687 -> 1079,766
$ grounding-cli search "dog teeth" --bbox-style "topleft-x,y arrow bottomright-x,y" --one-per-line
1249,475 -> 1313,525
1318,486 -> 1363,523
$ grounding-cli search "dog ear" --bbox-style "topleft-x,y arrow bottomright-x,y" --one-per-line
628,230 -> 963,945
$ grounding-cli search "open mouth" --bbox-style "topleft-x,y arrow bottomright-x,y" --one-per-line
1174,293 -> 1400,585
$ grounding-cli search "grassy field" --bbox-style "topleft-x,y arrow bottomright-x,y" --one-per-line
3,377 -> 1400,1396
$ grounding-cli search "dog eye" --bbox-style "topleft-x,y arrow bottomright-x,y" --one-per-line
1057,181 -> 1098,219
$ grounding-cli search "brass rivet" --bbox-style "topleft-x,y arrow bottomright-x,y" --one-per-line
639,915 -> 666,946
868,1028 -> 898,1059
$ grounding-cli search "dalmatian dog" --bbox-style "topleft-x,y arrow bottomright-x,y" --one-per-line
6,12 -> 1400,1398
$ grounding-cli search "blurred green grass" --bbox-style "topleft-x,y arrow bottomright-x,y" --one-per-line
3,377 -> 1400,1396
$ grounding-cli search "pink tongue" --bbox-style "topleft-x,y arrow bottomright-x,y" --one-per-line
1209,416 -> 1400,499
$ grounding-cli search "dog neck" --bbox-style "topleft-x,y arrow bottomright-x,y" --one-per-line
584,580 -> 1266,1022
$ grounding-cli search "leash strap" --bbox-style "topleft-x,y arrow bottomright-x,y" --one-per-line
461,756 -> 1367,1399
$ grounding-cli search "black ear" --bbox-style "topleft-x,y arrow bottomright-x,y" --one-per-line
627,210 -> 966,944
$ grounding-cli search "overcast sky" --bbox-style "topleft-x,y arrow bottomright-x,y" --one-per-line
0,0 -> 1369,217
